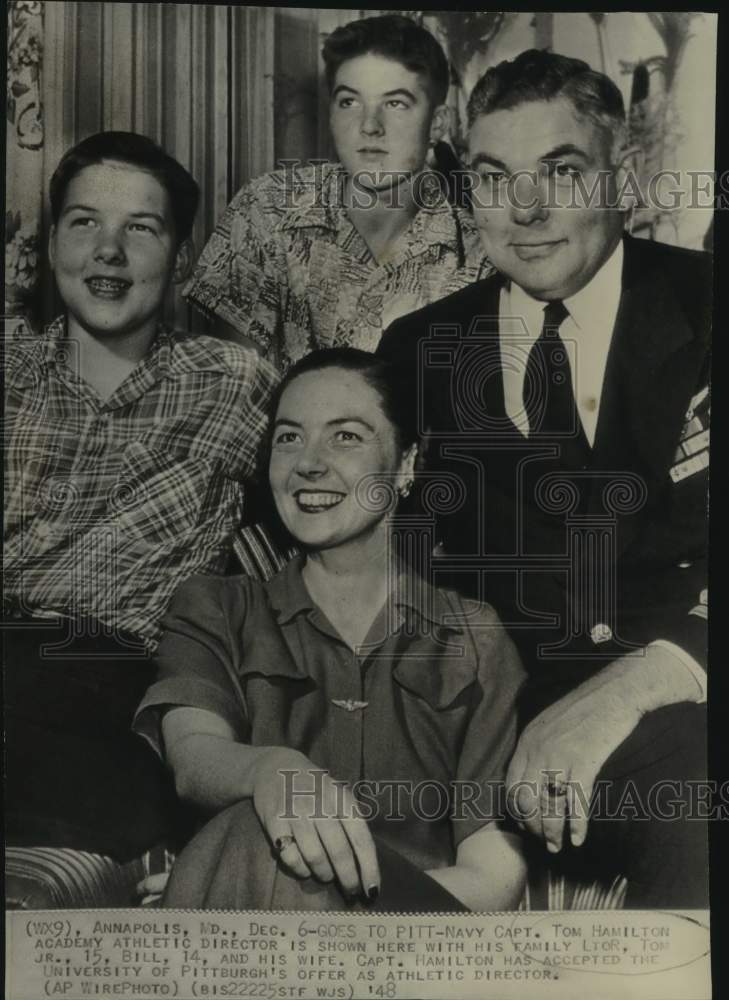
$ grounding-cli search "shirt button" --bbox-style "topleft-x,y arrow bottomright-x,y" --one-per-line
584,396 -> 598,412
590,623 -> 613,644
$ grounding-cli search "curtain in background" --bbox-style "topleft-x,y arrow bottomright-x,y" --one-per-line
5,5 -> 717,332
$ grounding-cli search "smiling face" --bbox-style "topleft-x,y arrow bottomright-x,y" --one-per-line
468,97 -> 626,300
269,367 -> 415,552
329,52 -> 446,191
49,160 -> 188,345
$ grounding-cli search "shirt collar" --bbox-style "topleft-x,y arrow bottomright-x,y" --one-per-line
280,162 -> 472,256
562,238 -> 623,331
266,555 -> 314,623
268,554 -> 463,634
39,316 -> 174,382
279,163 -> 346,233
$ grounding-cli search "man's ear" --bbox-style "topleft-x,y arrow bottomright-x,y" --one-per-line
48,225 -> 57,271
172,239 -> 194,284
613,144 -> 644,212
429,104 -> 450,146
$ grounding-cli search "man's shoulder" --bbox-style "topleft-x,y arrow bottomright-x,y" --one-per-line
624,235 -> 712,337
377,274 -> 500,361
168,331 -> 278,387
626,233 -> 711,291
627,233 -> 710,274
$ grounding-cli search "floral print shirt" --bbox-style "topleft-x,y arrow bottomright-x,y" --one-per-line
183,162 -> 492,371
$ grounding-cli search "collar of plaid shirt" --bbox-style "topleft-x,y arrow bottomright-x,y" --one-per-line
10,316 -> 175,402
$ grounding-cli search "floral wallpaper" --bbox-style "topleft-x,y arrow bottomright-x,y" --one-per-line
6,0 -> 44,318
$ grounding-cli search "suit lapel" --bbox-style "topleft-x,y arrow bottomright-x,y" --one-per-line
457,274 -> 507,428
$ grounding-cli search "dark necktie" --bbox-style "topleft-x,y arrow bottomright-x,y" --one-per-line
523,300 -> 590,467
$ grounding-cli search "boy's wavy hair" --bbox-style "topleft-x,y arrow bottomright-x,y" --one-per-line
322,14 -> 449,106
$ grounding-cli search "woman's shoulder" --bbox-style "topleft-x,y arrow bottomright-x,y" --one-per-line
166,572 -> 272,627
428,583 -> 525,677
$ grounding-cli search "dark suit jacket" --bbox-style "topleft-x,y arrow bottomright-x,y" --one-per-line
378,235 -> 711,714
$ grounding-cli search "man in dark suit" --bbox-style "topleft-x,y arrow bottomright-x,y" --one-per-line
378,50 -> 711,907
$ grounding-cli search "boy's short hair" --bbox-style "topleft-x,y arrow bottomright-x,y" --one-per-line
49,131 -> 200,245
467,49 -> 626,150
322,14 -> 449,106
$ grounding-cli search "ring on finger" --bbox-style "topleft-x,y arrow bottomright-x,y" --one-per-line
543,778 -> 568,798
273,834 -> 296,858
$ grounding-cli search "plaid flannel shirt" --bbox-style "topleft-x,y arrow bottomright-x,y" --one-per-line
3,318 -> 278,647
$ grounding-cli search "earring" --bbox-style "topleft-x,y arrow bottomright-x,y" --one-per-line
399,479 -> 414,499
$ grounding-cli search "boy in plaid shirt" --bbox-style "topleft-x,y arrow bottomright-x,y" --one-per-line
4,132 -> 278,858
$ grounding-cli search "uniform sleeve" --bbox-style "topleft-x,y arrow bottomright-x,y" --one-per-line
133,574 -> 251,758
647,375 -> 709,670
451,607 -> 527,847
183,183 -> 285,357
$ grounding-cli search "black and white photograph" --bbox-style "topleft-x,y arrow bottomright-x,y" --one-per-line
4,6 -> 720,999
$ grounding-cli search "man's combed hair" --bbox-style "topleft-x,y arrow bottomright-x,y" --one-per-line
467,49 -> 626,148
322,14 -> 449,106
49,131 -> 200,245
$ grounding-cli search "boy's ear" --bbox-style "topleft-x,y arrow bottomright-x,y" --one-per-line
429,104 -> 450,145
172,239 -> 194,283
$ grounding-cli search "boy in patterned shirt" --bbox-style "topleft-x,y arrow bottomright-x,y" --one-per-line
4,132 -> 278,859
184,14 -> 492,371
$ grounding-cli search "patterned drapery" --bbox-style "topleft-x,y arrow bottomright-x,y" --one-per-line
6,1 -> 44,317
5,5 -> 716,331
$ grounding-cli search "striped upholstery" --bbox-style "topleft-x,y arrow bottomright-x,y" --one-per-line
232,521 -> 299,579
4,845 -> 174,910
520,872 -> 628,912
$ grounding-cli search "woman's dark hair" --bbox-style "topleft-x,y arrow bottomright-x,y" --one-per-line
322,14 -> 449,106
49,131 -> 200,246
270,348 -> 419,454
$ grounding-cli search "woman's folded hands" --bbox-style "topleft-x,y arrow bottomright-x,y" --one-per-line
250,747 -> 381,903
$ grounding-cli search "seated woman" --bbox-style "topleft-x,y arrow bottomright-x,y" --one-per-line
133,349 -> 527,911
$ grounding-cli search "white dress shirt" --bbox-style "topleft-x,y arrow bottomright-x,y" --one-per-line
497,239 -> 706,701
500,239 -> 623,445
